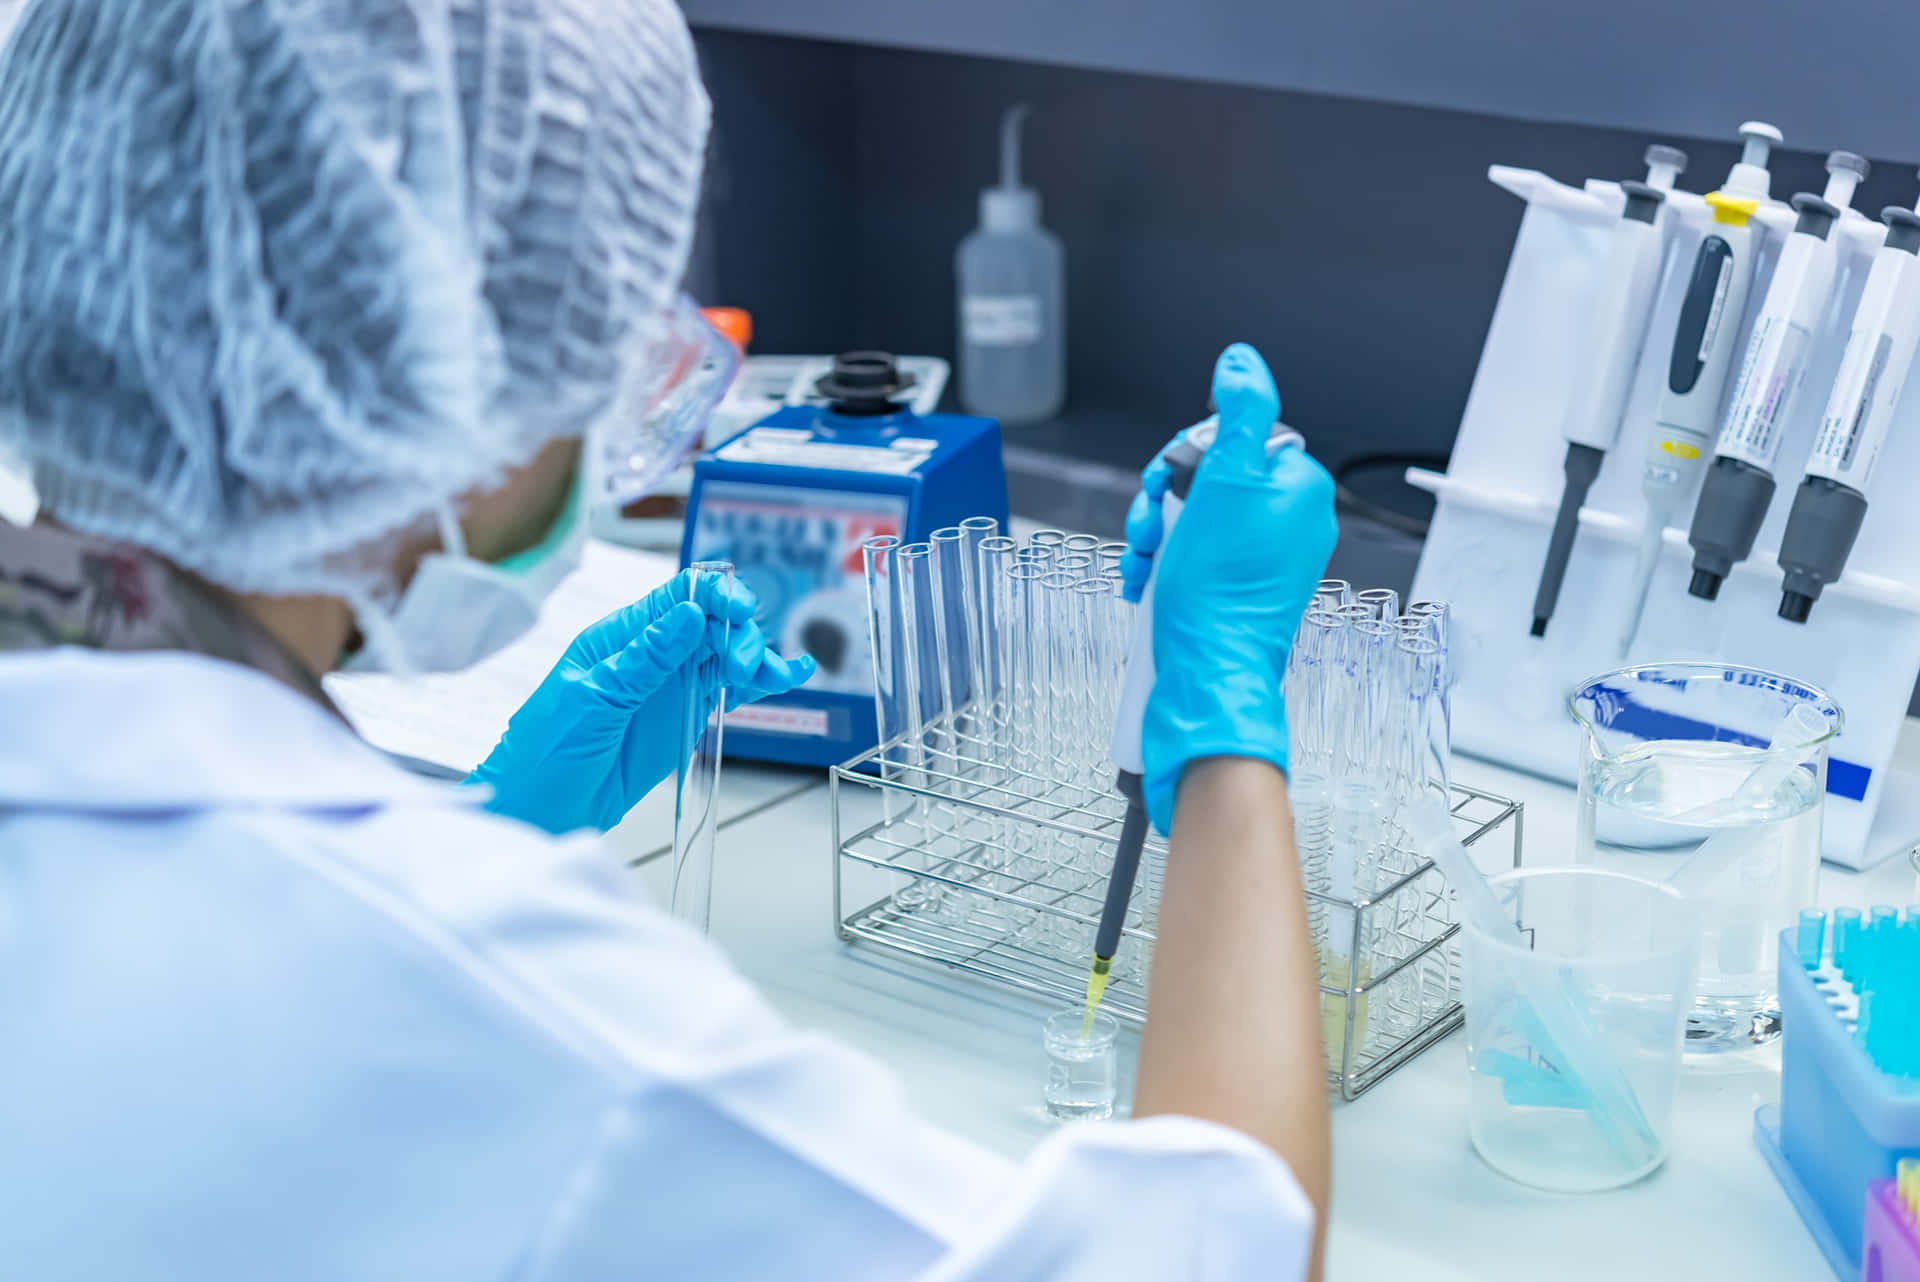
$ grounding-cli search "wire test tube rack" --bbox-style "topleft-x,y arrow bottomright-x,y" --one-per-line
833,532 -> 1523,1100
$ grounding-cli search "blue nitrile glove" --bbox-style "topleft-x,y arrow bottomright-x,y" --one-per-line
469,570 -> 817,835
1132,343 -> 1337,834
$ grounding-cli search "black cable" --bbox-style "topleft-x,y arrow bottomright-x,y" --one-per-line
1332,451 -> 1450,539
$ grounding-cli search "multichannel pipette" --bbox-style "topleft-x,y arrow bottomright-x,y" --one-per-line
1618,124 -> 1780,656
1687,150 -> 1871,600
1531,144 -> 1687,638
1084,415 -> 1304,1031
1777,173 -> 1920,622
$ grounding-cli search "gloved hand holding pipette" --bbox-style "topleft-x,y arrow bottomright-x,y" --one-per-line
1125,343 -> 1338,834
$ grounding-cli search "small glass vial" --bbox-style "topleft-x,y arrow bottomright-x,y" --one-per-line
1043,1009 -> 1118,1122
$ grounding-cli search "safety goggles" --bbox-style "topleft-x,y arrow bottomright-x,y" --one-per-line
586,293 -> 739,508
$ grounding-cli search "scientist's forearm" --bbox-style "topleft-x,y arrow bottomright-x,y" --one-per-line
1133,756 -> 1330,1281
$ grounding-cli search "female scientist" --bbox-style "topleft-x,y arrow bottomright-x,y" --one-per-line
0,2 -> 1339,1280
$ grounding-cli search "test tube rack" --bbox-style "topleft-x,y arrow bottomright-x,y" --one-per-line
830,717 -> 1523,1101
1755,916 -> 1920,1282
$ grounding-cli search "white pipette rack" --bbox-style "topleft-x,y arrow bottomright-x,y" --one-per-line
1411,164 -> 1920,869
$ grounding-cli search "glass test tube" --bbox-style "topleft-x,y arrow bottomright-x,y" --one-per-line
974,536 -> 1019,769
1063,532 -> 1102,554
958,517 -> 1001,739
893,544 -> 948,912
1003,561 -> 1050,791
861,536 -> 905,756
1317,579 -> 1354,610
970,535 -> 1020,880
1357,587 -> 1400,620
1039,569 -> 1083,808
1288,609 -> 1345,952
929,527 -> 973,758
670,560 -> 733,934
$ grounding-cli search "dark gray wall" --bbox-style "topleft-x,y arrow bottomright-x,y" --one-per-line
692,30 -> 1920,501
684,0 -> 1920,162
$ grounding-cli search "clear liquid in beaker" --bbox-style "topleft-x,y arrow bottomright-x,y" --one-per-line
1043,1009 -> 1118,1122
1578,740 -> 1821,1052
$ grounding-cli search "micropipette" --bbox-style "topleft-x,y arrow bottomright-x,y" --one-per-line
1777,172 -> 1920,622
1619,124 -> 1780,656
1688,150 -> 1870,601
1084,415 -> 1305,1029
1530,144 -> 1687,639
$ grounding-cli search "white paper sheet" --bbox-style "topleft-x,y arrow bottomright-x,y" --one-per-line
325,539 -> 679,774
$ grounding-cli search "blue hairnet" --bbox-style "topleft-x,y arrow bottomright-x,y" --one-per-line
0,0 -> 708,603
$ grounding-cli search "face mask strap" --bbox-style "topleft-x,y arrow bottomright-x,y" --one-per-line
437,503 -> 470,561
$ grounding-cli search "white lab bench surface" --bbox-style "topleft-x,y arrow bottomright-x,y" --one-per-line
657,744 -> 1918,1282
344,538 -> 1917,1278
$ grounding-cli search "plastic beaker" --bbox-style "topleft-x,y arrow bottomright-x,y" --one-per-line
1462,867 -> 1697,1192
1569,663 -> 1840,1052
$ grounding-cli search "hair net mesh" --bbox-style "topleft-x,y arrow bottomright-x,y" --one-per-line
0,0 -> 709,602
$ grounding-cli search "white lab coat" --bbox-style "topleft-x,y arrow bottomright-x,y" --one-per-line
0,647 -> 1313,1281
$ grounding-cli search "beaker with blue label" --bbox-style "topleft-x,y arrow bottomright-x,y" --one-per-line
1570,663 -> 1841,1052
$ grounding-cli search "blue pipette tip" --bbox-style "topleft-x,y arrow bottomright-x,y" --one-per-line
1796,909 -> 1827,970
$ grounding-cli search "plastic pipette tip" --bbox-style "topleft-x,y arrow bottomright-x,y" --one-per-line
1688,569 -> 1723,601
1529,616 -> 1548,638
1081,956 -> 1113,1038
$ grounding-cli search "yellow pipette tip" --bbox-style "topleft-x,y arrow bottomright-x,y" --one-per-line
1901,1156 -> 1920,1220
1081,956 -> 1114,1038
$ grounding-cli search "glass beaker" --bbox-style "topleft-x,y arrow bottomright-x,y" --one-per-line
1042,1009 -> 1118,1122
1569,663 -> 1841,1052
1462,867 -> 1697,1192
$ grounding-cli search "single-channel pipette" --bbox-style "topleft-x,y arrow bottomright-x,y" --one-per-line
1688,150 -> 1870,600
1618,124 -> 1780,656
1084,414 -> 1304,1030
1777,173 -> 1920,622
1530,144 -> 1686,639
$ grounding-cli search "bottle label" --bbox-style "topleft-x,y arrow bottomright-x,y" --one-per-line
963,295 -> 1044,347
1718,314 -> 1810,468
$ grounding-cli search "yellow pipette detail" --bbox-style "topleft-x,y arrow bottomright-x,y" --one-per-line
1082,956 -> 1114,1037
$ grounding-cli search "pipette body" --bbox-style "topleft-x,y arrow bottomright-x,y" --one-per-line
1618,125 -> 1779,656
1085,418 -> 1302,1026
1688,151 -> 1870,600
1530,144 -> 1686,638
1777,192 -> 1920,621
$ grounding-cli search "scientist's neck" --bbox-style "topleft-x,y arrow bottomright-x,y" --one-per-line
229,592 -> 356,678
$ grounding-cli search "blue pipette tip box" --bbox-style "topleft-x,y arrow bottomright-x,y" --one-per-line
1759,923 -> 1920,1282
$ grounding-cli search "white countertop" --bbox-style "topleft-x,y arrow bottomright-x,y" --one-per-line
662,745 -> 1918,1282
340,538 -> 1918,1279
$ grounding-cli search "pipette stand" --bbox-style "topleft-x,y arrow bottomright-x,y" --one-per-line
1410,164 -> 1920,868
